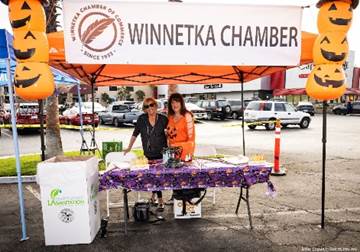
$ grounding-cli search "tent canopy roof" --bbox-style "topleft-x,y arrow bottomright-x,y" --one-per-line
48,31 -> 316,86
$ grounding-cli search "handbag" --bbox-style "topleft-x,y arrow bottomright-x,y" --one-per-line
133,201 -> 150,222
173,189 -> 206,204
173,189 -> 207,215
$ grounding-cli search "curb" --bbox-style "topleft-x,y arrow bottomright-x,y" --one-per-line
0,175 -> 36,184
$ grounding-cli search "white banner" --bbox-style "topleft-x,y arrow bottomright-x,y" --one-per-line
63,1 -> 303,66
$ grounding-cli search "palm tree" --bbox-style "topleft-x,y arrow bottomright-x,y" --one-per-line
44,0 -> 63,158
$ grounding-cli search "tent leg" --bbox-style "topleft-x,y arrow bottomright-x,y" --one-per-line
89,81 -> 100,156
38,100 -> 45,161
241,74 -> 245,156
321,101 -> 327,229
7,58 -> 29,241
77,82 -> 89,154
232,67 -> 246,156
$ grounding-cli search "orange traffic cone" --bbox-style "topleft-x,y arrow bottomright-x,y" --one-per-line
271,119 -> 286,176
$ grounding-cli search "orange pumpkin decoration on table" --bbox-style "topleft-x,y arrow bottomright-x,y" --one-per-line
306,64 -> 346,100
313,32 -> 348,65
317,1 -> 353,33
9,0 -> 46,31
14,62 -> 55,100
13,30 -> 49,62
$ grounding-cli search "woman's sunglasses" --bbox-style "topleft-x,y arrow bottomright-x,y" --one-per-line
143,103 -> 156,109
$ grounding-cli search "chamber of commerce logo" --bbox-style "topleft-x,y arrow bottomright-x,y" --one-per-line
70,4 -> 125,60
58,208 -> 75,223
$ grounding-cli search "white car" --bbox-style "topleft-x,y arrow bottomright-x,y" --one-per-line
74,102 -> 107,114
244,100 -> 311,130
185,103 -> 208,120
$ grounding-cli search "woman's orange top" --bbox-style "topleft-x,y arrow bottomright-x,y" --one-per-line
167,112 -> 195,161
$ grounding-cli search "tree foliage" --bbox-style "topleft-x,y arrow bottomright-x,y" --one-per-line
117,87 -> 131,100
135,90 -> 145,101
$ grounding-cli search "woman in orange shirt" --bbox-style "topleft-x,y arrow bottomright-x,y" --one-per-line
167,93 -> 195,161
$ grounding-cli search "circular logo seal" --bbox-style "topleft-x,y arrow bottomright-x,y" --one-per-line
70,5 -> 125,60
58,208 -> 75,223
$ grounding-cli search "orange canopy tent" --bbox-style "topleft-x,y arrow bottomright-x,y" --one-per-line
47,30 -> 316,156
47,31 -> 316,86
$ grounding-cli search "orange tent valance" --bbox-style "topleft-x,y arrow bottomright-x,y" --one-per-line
48,31 -> 316,86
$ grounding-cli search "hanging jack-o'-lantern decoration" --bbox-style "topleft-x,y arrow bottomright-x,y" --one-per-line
9,0 -> 46,31
13,30 -> 49,62
306,64 -> 346,100
313,32 -> 348,65
317,1 -> 353,33
317,0 -> 359,9
14,62 -> 55,100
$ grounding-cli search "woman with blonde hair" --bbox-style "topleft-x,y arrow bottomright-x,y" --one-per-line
124,97 -> 168,210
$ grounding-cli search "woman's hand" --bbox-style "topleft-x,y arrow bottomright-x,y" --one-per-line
123,147 -> 131,155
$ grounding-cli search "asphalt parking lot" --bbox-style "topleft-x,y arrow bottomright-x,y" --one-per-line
0,114 -> 359,251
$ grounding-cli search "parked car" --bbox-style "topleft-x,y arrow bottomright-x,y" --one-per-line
296,101 -> 315,116
185,103 -> 208,120
0,108 -> 10,135
74,102 -> 107,114
1,103 -> 46,131
98,103 -> 142,126
184,97 -> 199,104
244,100 -> 311,130
226,99 -> 251,119
60,106 -> 99,127
197,100 -> 232,120
0,107 -> 10,124
332,103 -> 347,115
333,101 -> 360,115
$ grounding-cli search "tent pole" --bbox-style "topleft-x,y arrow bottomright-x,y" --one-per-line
240,72 -> 245,156
38,99 -> 45,161
232,66 -> 246,156
77,82 -> 89,154
91,81 -> 95,145
6,58 -> 28,241
321,101 -> 327,229
89,81 -> 99,154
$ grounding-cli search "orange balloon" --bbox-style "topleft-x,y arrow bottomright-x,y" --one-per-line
13,30 -> 49,63
14,62 -> 55,100
313,32 -> 348,65
9,0 -> 46,32
317,1 -> 353,33
306,64 -> 346,100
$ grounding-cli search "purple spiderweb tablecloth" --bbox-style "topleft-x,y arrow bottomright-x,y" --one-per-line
99,159 -> 276,194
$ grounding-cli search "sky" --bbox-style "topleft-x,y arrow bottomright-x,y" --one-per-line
0,0 -> 359,66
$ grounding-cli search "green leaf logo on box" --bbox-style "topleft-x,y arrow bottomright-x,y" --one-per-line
50,188 -> 62,200
48,188 -> 85,207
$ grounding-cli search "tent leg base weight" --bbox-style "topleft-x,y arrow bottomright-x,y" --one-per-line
20,236 -> 29,242
271,166 -> 287,176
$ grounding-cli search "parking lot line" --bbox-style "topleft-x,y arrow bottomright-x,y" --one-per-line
25,185 -> 41,201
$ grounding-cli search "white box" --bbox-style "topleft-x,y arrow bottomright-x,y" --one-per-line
37,156 -> 100,246
174,199 -> 202,219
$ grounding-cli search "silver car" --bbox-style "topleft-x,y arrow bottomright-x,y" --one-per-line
99,103 -> 142,127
